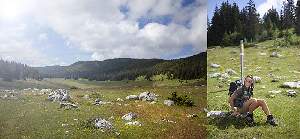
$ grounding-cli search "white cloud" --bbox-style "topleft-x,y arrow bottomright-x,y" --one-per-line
0,23 -> 58,66
38,33 -> 48,41
257,0 -> 285,17
0,0 -> 207,66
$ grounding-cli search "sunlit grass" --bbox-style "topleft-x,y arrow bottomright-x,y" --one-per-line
207,41 -> 300,138
0,78 -> 206,138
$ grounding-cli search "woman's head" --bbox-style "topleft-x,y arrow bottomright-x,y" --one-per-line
244,75 -> 254,88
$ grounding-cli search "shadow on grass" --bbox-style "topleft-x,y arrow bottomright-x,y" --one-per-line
208,89 -> 227,94
208,113 -> 264,130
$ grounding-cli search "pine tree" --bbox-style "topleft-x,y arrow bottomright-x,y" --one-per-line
296,0 -> 300,35
232,2 -> 242,32
264,7 -> 280,29
245,0 -> 260,42
208,6 -> 223,46
282,0 -> 296,29
265,16 -> 274,38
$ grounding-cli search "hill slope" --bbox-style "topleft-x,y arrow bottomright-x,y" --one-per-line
35,52 -> 206,81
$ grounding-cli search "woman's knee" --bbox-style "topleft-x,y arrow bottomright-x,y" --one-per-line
249,98 -> 257,104
257,99 -> 266,105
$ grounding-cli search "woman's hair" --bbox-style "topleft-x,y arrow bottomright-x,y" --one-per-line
244,75 -> 254,95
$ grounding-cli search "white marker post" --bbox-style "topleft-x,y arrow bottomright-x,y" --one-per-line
240,40 -> 244,84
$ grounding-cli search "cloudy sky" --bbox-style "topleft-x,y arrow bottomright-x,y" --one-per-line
0,0 -> 206,67
208,0 -> 295,20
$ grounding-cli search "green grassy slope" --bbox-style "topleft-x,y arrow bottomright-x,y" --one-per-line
207,40 -> 300,138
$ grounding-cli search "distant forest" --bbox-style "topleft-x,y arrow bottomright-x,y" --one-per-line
0,52 -> 206,82
208,0 -> 300,47
0,59 -> 40,81
35,52 -> 206,81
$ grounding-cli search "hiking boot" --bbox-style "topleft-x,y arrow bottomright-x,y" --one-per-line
245,112 -> 254,126
266,115 -> 278,126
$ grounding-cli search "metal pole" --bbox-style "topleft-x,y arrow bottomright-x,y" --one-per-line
240,40 -> 244,85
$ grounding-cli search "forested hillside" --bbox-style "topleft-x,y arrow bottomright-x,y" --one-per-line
35,52 -> 206,81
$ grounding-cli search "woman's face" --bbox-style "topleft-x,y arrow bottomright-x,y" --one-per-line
244,77 -> 253,87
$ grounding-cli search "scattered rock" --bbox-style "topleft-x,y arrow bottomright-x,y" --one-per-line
125,121 -> 141,126
122,112 -> 137,121
116,98 -> 124,101
62,123 -> 69,127
291,70 -> 300,74
60,102 -> 78,109
150,101 -> 156,104
226,69 -> 237,75
270,52 -> 282,58
253,76 -> 261,83
94,98 -> 112,105
268,90 -> 282,94
259,52 -> 267,56
163,119 -> 176,124
116,103 -> 122,106
31,88 -> 40,93
211,63 -> 220,68
125,95 -> 139,100
40,89 -> 52,94
83,94 -> 90,99
109,116 -> 114,120
208,72 -> 221,78
206,111 -> 227,117
94,118 -> 113,130
94,98 -> 103,105
164,100 -> 174,106
220,73 -> 230,79
266,94 -> 276,98
282,81 -> 300,88
138,92 -> 157,101
187,114 -> 198,118
48,89 -> 70,102
1,94 -> 8,99
287,90 -> 297,97
1,93 -> 18,100
23,88 -> 31,91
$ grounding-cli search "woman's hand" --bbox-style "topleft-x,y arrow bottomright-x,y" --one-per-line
231,110 -> 240,116
230,107 -> 240,116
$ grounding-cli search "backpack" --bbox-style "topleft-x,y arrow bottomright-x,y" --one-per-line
228,79 -> 242,96
228,79 -> 254,97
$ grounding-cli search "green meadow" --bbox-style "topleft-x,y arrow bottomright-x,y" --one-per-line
0,78 -> 206,139
207,40 -> 300,139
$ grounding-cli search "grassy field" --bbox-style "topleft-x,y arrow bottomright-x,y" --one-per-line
207,40 -> 300,138
0,78 -> 206,139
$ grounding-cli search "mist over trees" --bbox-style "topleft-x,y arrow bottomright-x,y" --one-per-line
208,0 -> 300,47
0,59 -> 40,81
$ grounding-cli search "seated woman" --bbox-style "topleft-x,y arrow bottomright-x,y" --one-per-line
229,75 -> 277,126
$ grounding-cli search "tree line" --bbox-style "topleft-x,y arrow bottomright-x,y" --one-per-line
35,52 -> 206,81
208,0 -> 300,47
0,59 -> 40,81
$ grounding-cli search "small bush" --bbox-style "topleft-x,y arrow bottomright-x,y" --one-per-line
70,86 -> 78,89
167,92 -> 194,107
135,75 -> 146,81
